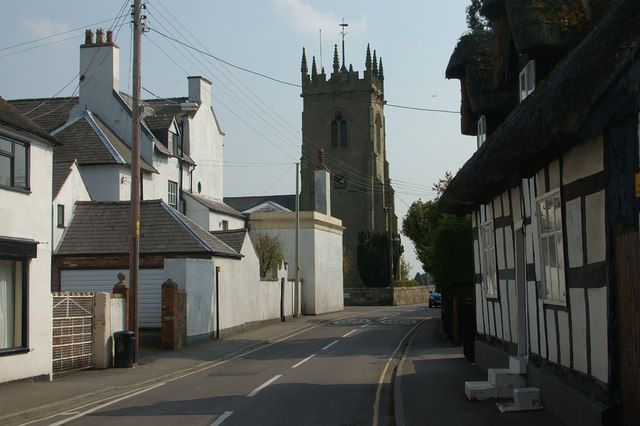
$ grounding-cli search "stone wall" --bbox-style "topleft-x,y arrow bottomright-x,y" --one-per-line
161,279 -> 187,350
344,286 -> 430,306
392,287 -> 430,306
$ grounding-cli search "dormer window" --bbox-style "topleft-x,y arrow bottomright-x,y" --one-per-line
330,115 -> 348,147
519,60 -> 535,102
168,131 -> 179,155
477,115 -> 487,148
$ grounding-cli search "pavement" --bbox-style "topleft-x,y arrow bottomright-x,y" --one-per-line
395,318 -> 564,426
0,305 -> 565,425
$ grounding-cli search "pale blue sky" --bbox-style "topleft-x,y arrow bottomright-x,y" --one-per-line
0,0 -> 475,275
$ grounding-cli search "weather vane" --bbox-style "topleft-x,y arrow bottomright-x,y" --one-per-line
339,18 -> 348,71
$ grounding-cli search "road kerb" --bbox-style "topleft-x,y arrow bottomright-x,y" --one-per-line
392,316 -> 435,426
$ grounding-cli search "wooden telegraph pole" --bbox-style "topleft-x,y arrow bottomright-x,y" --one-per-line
129,0 -> 143,363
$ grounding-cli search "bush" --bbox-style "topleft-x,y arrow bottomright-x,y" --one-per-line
393,279 -> 420,287
252,232 -> 285,278
431,216 -> 473,291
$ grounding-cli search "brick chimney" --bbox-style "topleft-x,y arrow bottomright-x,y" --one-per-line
79,28 -> 120,110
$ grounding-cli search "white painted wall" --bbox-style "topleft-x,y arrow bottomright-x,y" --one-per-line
163,234 -> 299,339
80,165 -> 122,201
0,135 -> 53,383
53,161 -> 91,250
184,77 -> 224,200
209,211 -> 245,231
151,154 -> 180,205
248,211 -> 344,315
110,296 -> 126,334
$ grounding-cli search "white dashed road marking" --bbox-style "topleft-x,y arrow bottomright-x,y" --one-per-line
247,375 -> 282,397
210,411 -> 233,426
291,354 -> 316,368
342,329 -> 358,337
322,340 -> 339,350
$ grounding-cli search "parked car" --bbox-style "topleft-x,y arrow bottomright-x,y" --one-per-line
428,291 -> 442,308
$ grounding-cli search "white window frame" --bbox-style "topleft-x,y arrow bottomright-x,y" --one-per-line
0,259 -> 25,351
167,180 -> 178,209
477,115 -> 487,148
535,188 -> 567,305
480,218 -> 498,298
519,60 -> 536,102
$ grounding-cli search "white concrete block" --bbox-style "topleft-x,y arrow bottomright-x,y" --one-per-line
465,381 -> 498,401
562,136 -> 603,185
546,309 -> 558,363
509,356 -> 528,374
558,311 -> 571,368
565,197 -> 583,268
514,387 -> 542,409
588,286 -> 609,383
585,190 -> 606,264
548,159 -> 560,191
488,368 -> 527,398
569,288 -> 588,374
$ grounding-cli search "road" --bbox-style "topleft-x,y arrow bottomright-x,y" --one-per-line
29,305 -> 438,426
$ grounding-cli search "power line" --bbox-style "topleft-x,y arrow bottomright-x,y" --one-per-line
0,15 -> 128,53
147,26 -> 459,115
143,4 -> 435,197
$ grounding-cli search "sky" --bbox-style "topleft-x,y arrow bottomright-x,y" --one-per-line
0,0 -> 475,276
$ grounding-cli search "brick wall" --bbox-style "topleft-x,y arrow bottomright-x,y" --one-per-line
161,279 -> 187,350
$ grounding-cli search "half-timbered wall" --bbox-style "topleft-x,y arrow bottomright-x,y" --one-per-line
474,186 -> 523,350
474,135 -> 608,384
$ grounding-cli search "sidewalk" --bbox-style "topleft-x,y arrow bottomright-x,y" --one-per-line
0,308 -> 366,425
396,319 -> 564,426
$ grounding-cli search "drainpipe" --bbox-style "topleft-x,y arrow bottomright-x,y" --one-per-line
216,265 -> 220,339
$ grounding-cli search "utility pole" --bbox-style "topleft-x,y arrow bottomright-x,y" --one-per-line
129,0 -> 143,364
295,162 -> 300,316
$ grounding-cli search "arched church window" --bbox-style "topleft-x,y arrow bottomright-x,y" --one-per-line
330,115 -> 348,147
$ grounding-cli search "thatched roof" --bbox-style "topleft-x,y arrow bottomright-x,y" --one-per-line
446,32 -> 517,135
440,0 -> 640,214
506,0 -> 609,55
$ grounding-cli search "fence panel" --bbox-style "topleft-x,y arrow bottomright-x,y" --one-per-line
52,293 -> 95,374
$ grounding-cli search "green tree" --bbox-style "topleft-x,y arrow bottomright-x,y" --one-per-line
401,200 -> 443,273
430,216 -> 474,290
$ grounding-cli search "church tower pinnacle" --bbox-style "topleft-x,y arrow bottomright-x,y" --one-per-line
332,44 -> 340,74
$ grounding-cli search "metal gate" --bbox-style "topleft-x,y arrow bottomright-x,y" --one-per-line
614,230 -> 640,423
52,293 -> 95,374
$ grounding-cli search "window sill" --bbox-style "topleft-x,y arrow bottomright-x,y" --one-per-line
0,347 -> 30,357
543,299 -> 567,308
485,294 -> 499,300
0,184 -> 31,195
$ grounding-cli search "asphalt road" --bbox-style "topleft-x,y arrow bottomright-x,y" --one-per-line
34,305 -> 438,426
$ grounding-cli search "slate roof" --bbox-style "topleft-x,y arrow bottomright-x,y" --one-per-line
224,195 -> 296,213
56,200 -> 240,257
211,229 -> 247,254
184,192 -> 246,219
440,0 -> 640,213
6,97 -> 77,133
52,111 -> 155,173
0,97 -> 59,144
52,161 -> 74,198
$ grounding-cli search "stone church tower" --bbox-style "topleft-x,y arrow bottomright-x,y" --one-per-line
299,44 -> 397,287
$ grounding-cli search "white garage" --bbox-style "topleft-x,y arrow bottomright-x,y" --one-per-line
60,268 -> 165,328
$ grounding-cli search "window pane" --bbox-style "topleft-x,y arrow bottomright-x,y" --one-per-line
330,120 -> 338,146
0,155 -> 10,186
0,260 -> 16,349
339,120 -> 348,146
537,201 -> 548,233
0,138 -> 11,153
14,144 -> 27,189
553,197 -> 562,231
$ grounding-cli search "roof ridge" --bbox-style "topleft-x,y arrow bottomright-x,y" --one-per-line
160,201 -> 216,253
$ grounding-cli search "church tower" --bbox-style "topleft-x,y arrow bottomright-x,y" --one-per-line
299,44 -> 397,287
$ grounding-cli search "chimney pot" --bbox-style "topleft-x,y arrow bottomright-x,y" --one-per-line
96,29 -> 104,44
106,30 -> 113,44
84,29 -> 93,45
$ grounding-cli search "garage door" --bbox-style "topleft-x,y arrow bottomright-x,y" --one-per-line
61,269 -> 165,328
